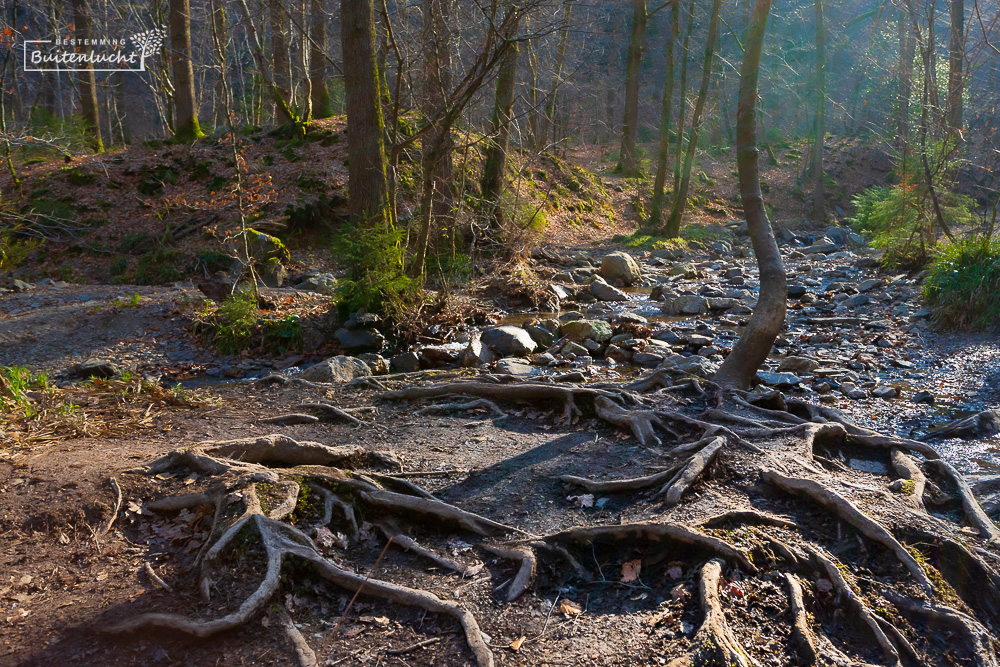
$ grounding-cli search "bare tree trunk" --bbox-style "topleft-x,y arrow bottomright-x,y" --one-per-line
616,0 -> 646,177
713,0 -> 786,391
310,0 -> 334,118
811,0 -> 826,222
538,1 -> 572,151
674,0 -> 695,190
526,29 -> 541,148
480,10 -> 521,231
71,0 -> 104,152
947,0 -> 965,150
647,0 -> 679,229
897,7 -> 915,161
213,1 -> 229,127
663,0 -> 721,238
341,0 -> 392,230
169,0 -> 204,141
271,0 -> 293,124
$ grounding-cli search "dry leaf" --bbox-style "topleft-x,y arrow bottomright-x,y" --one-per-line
557,599 -> 583,616
620,558 -> 641,583
567,494 -> 595,508
509,636 -> 526,651
670,584 -> 690,602
667,565 -> 683,580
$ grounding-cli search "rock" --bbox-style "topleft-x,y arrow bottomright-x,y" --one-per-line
857,279 -> 884,293
525,325 -> 555,347
533,352 -> 557,366
707,298 -> 738,311
910,307 -> 932,320
356,353 -> 389,375
300,356 -> 371,383
825,226 -> 850,245
777,356 -> 818,373
650,285 -> 667,301
599,251 -> 642,285
633,351 -> 665,367
688,334 -> 713,348
848,232 -> 867,246
460,338 -> 496,367
605,345 -> 632,363
390,352 -> 421,373
296,273 -> 338,295
36,278 -> 54,287
11,279 -> 33,292
724,267 -> 743,280
582,338 -> 603,353
658,355 -> 719,378
549,283 -> 573,300
787,284 -> 808,297
561,341 -> 589,357
561,319 -> 613,343
335,327 -> 385,353
803,241 -> 839,254
840,382 -> 867,400
617,312 -> 648,324
590,276 -> 629,301
872,385 -> 898,400
75,358 -> 119,379
668,262 -> 698,278
663,295 -> 709,315
258,258 -> 288,287
559,311 -> 584,321
344,312 -> 381,330
481,326 -> 537,356
912,391 -> 935,405
652,247 -> 685,260
926,410 -> 1000,440
496,358 -> 535,376
842,294 -> 870,309
756,371 -> 803,387
419,346 -> 460,367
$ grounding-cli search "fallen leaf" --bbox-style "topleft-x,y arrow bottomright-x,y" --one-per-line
509,636 -> 526,651
557,599 -> 583,616
567,494 -> 595,508
670,584 -> 690,602
620,559 -> 641,583
667,565 -> 683,580
726,582 -> 744,598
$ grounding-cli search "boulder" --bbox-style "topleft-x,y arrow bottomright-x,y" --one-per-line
599,251 -> 642,285
590,276 -> 628,302
777,356 -> 818,373
389,351 -> 420,373
356,353 -> 389,375
481,326 -> 537,356
533,352 -> 557,366
633,351 -> 665,367
926,410 -> 1000,440
668,262 -> 698,278
803,240 -> 839,254
419,346 -> 460,368
496,358 -> 535,376
11,279 -> 33,292
561,341 -> 589,357
663,295 -> 709,315
460,338 -> 496,367
75,358 -> 119,379
561,319 -> 613,342
525,325 -> 555,347
300,356 -> 371,383
756,371 -> 803,387
335,327 -> 385,353
297,273 -> 338,295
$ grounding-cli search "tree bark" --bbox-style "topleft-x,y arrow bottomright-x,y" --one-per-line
169,0 -> 204,142
271,0 -> 293,124
480,10 -> 521,231
811,0 -> 826,222
341,0 -> 392,230
538,1 -> 573,151
947,0 -> 965,150
713,0 -> 785,391
897,7 -> 915,161
663,0 -> 722,238
71,0 -> 104,152
616,0 -> 646,177
647,0 -> 679,229
673,0 -> 695,191
310,0 -> 334,119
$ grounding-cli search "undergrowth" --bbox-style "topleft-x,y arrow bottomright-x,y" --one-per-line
924,236 -> 1000,330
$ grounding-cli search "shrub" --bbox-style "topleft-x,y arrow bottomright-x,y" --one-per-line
212,289 -> 259,354
333,218 -> 415,319
0,230 -> 40,272
924,236 -> 1000,330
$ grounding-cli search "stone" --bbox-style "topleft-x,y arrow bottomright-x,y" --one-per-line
599,251 -> 642,285
258,258 -> 287,288
842,294 -> 870,309
707,298 -> 738,310
840,382 -> 868,400
300,356 -> 371,383
561,341 -> 589,357
872,385 -> 898,400
11,279 -> 33,292
756,371 -> 803,387
688,334 -> 713,348
496,358 -> 535,376
561,319 -> 613,343
605,345 -> 632,363
803,241 -> 839,254
787,284 -> 808,297
335,327 -> 385,353
233,229 -> 291,264
582,338 -> 603,353
617,312 -> 648,324
910,307 -> 932,320
590,276 -> 628,302
75,358 -> 119,379
857,279 -> 884,293
825,226 -> 850,245
533,352 -> 557,366
658,355 -> 719,378
559,311 -> 584,321
390,351 -> 421,373
356,353 -> 389,375
419,346 -> 460,367
549,283 -> 573,300
344,312 -> 381,330
912,390 -> 935,405
668,262 -> 698,278
663,295 -> 709,315
633,351 -> 665,367
481,326 -> 538,356
926,410 -> 1000,440
848,232 -> 867,246
297,273 -> 338,295
777,356 -> 818,373
724,267 -> 743,280
525,325 -> 555,347
460,338 -> 496,367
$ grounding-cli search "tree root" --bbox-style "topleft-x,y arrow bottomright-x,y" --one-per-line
357,488 -> 521,537
699,509 -> 801,531
415,398 -> 506,417
560,464 -> 684,494
667,559 -> 760,667
884,591 -> 999,667
890,449 -> 927,511
261,414 -> 320,425
783,573 -> 819,666
278,607 -> 318,667
594,395 -> 676,446
661,437 -> 724,505
296,402 -> 363,425
925,459 -> 1000,544
382,527 -> 480,577
481,544 -> 536,601
762,470 -> 936,594
99,477 -> 123,536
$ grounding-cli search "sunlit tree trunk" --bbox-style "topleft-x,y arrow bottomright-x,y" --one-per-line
648,0 -> 679,229
947,0 -> 965,150
169,0 -> 205,141
713,0 -> 786,391
673,0 -> 695,190
271,0 -> 293,124
310,0 -> 334,118
480,10 -> 520,230
811,0 -> 826,222
616,0 -> 646,176
72,0 -> 104,152
897,7 -> 915,161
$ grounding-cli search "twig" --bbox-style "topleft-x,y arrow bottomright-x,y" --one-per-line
385,637 -> 441,655
143,562 -> 173,592
321,536 -> 393,656
100,478 -> 123,536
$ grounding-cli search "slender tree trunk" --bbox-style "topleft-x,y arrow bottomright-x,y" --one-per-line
947,0 -> 965,150
898,7 -> 915,160
169,0 -> 204,141
616,0 -> 646,177
213,1 -> 229,127
480,11 -> 521,230
341,0 -> 392,231
526,30 -> 541,148
538,1 -> 572,151
674,0 -> 695,190
310,0 -> 334,118
811,0 -> 826,222
71,0 -> 104,152
648,0 -> 679,229
271,0 -> 293,124
663,0 -> 721,238
713,0 -> 785,391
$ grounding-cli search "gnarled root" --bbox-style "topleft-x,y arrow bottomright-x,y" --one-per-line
481,544 -> 536,602
660,437 -> 724,505
594,395 -> 675,446
926,459 -> 1000,544
415,398 -> 506,417
890,449 -> 927,511
783,573 -> 819,665
885,591 -> 999,667
667,559 -> 760,667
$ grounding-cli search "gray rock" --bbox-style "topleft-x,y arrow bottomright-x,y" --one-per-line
668,262 -> 698,278
390,351 -> 421,373
825,226 -> 850,245
258,258 -> 288,288
533,352 -> 557,366
344,312 -> 381,330
724,267 -> 743,280
590,276 -> 628,302
857,279 -> 884,293
419,346 -> 460,367
481,326 -> 537,356
777,356 -> 818,373
605,345 -> 632,363
357,353 -> 389,375
659,355 -> 719,378
803,241 -> 839,254
617,312 -> 648,324
912,390 -> 935,405
75,358 -> 119,379
561,319 -> 612,342
848,232 -> 867,246
599,251 -> 642,285
633,351 -> 665,367
756,371 -> 803,387
910,307 -> 932,320
549,283 -> 573,300
787,284 -> 808,297
11,279 -> 33,292
297,273 -> 338,295
460,338 -> 496,367
872,385 -> 898,400
582,338 -> 603,353
496,358 -> 535,376
561,341 -> 589,357
688,334 -> 713,347
842,294 -> 870,309
663,295 -> 709,315
525,325 -> 555,347
300,356 -> 371,383
335,327 -> 386,352
559,311 -> 584,321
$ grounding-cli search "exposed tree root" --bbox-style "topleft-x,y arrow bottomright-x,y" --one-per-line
560,464 -> 684,494
415,398 -> 506,417
661,436 -> 724,505
926,459 -> 1000,544
481,544 -> 536,601
884,591 -> 999,667
667,559 -> 760,667
699,509 -> 801,531
278,607 -> 318,667
890,449 -> 927,511
783,573 -> 819,665
99,477 -> 123,536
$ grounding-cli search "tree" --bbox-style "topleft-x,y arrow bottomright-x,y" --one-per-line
310,0 -> 334,119
169,0 -> 205,142
270,0 -> 293,124
616,0 -> 646,177
480,8 -> 521,231
536,1 -> 573,151
71,0 -> 104,152
662,0 -> 722,238
947,0 -> 966,149
713,0 -> 786,391
811,0 -> 827,222
897,5 -> 916,159
647,0 -> 679,229
673,0 -> 695,191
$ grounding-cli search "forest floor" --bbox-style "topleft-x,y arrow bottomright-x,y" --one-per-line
2,137 -> 1000,667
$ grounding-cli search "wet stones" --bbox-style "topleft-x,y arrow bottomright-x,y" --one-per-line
589,276 -> 628,302
600,251 -> 642,285
756,371 -> 804,388
668,262 -> 698,278
481,325 -> 538,356
662,295 -> 708,316
561,319 -> 612,343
